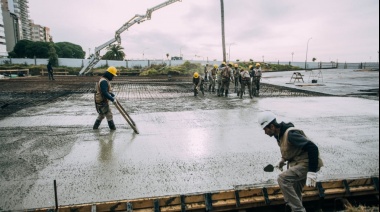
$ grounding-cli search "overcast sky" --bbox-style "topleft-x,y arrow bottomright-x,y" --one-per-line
29,0 -> 379,63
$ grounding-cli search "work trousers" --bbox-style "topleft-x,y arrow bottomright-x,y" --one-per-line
209,76 -> 216,91
216,79 -> 222,95
234,77 -> 240,92
277,164 -> 308,212
240,79 -> 252,98
96,104 -> 114,121
220,78 -> 230,96
252,77 -> 261,96
48,71 -> 55,80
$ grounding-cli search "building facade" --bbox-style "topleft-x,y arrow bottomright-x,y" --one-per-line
0,1 -> 8,57
30,20 -> 52,42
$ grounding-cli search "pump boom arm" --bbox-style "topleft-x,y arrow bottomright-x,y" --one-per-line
79,0 -> 182,75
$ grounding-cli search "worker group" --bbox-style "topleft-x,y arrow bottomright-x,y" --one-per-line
193,62 -> 262,98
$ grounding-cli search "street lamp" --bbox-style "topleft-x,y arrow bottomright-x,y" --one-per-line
228,43 -> 236,62
305,37 -> 312,70
143,48 -> 149,60
291,52 -> 294,63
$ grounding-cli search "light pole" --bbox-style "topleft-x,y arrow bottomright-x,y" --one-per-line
143,48 -> 149,60
305,37 -> 312,70
228,43 -> 236,62
291,52 -> 294,63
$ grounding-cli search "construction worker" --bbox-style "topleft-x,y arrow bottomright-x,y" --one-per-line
204,64 -> 209,82
219,62 -> 234,97
216,62 -> 225,97
93,66 -> 118,130
193,72 -> 204,96
208,64 -> 218,92
233,64 -> 240,93
47,62 -> 55,81
240,68 -> 252,99
258,111 -> 324,212
252,63 -> 262,97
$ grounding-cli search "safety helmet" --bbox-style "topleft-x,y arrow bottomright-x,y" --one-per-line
256,63 -> 261,67
214,64 -> 218,68
193,72 -> 199,78
234,64 -> 239,68
258,111 -> 276,129
222,61 -> 226,65
107,66 -> 118,76
228,62 -> 234,67
249,65 -> 253,70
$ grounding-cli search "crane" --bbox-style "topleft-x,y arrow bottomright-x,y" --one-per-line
79,0 -> 182,76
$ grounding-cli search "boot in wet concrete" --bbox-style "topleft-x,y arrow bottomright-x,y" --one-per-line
225,90 -> 228,97
108,120 -> 116,130
93,119 -> 102,130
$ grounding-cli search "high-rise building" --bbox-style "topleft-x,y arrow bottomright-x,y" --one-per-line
0,1 -> 8,57
30,20 -> 52,42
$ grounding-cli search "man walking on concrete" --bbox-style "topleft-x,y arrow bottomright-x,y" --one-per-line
93,66 -> 118,130
258,111 -> 324,212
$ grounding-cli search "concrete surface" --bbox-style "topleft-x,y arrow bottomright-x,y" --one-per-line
0,69 -> 379,211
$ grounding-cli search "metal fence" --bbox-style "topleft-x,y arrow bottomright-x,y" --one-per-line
0,58 -> 378,70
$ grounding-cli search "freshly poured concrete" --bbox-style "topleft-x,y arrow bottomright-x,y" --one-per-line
0,69 -> 379,210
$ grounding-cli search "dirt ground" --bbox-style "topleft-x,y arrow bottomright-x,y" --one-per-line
0,70 -> 379,211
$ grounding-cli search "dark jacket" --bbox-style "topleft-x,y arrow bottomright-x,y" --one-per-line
275,122 -> 320,172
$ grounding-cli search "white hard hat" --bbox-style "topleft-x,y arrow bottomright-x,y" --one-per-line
258,111 -> 276,129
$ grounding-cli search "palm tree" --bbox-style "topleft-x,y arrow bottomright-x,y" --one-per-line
220,0 -> 226,62
102,44 -> 126,60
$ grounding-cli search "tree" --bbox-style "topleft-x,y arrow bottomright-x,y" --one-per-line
55,42 -> 85,59
48,43 -> 58,66
11,40 -> 33,58
312,57 -> 317,62
220,0 -> 227,62
102,44 -> 125,60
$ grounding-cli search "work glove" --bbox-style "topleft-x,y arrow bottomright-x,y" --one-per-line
306,172 -> 318,187
275,158 -> 286,171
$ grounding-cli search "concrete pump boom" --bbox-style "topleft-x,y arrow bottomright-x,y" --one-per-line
79,0 -> 182,76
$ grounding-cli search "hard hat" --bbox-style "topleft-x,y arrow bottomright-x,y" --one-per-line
256,63 -> 261,67
258,111 -> 276,129
222,61 -> 226,65
234,64 -> 239,68
228,62 -> 234,67
214,64 -> 218,68
193,72 -> 199,78
249,65 -> 253,70
107,66 -> 117,76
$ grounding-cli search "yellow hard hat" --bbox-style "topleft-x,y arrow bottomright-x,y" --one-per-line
228,62 -> 234,67
249,65 -> 253,69
256,63 -> 261,67
222,62 -> 226,65
193,72 -> 199,78
107,66 -> 117,76
214,64 -> 218,68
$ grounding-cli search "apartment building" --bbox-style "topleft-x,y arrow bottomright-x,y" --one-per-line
0,1 -> 8,57
30,20 -> 52,42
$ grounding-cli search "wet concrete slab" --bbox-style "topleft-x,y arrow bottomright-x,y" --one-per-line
0,92 -> 378,210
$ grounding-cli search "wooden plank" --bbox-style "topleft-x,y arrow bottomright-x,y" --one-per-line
159,196 -> 181,207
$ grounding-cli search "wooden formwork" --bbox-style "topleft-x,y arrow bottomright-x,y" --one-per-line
29,176 -> 379,212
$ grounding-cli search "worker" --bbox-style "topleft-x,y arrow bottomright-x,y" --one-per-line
258,111 -> 324,212
216,62 -> 225,97
208,64 -> 218,92
204,64 -> 209,82
193,72 -> 204,96
240,68 -> 252,99
47,62 -> 55,81
252,63 -> 262,97
93,66 -> 118,130
219,62 -> 234,97
233,64 -> 240,93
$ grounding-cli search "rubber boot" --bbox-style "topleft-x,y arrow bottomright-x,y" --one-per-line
249,91 -> 253,99
93,119 -> 102,130
108,120 -> 116,130
225,90 -> 228,97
